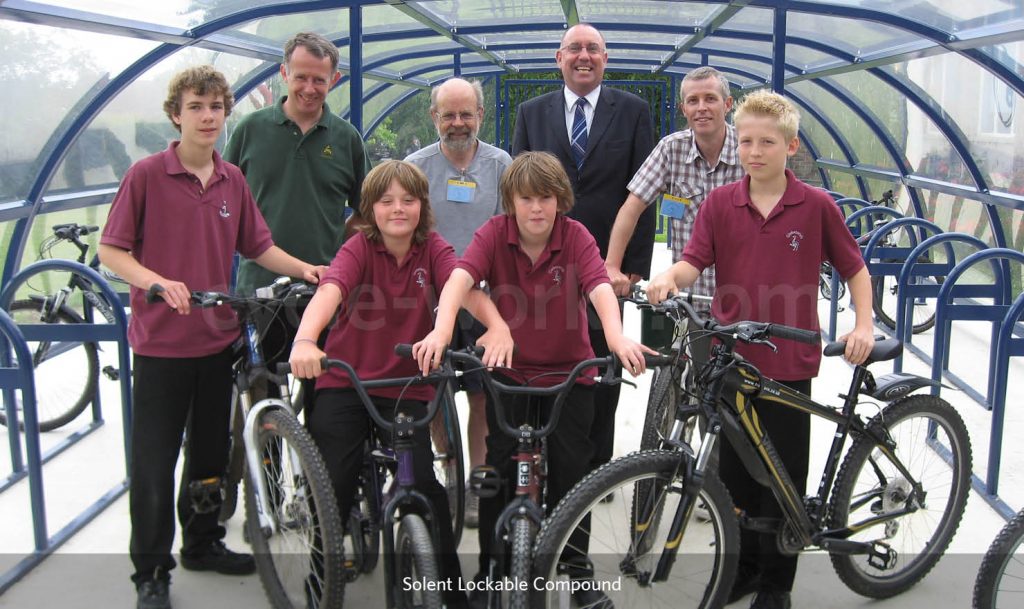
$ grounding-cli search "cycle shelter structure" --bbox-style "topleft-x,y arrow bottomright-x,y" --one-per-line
0,260 -> 132,593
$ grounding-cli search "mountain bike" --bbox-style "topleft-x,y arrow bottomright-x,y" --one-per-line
531,294 -> 972,608
973,508 -> 1024,608
318,348 -> 469,609
151,281 -> 346,609
0,223 -> 122,431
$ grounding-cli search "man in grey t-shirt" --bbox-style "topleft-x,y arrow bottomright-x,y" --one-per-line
405,77 -> 511,529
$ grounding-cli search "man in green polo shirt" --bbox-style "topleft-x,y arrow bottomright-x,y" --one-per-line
225,31 -> 369,298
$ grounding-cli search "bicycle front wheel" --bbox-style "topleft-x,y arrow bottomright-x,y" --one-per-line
829,395 -> 971,598
532,450 -> 738,609
432,384 -> 465,546
640,365 -> 681,451
1,299 -> 99,431
396,513 -> 443,609
974,509 -> 1024,609
509,517 -> 536,609
244,408 -> 346,609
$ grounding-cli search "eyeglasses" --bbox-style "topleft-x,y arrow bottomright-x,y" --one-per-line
561,43 -> 604,55
437,111 -> 478,123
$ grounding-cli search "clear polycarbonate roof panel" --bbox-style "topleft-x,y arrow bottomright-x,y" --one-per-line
44,47 -> 264,199
0,20 -> 158,204
695,37 -> 774,60
719,6 -> 776,35
577,0 -> 716,28
363,3 -> 441,30
37,0 -> 293,30
362,41 -> 463,72
796,0 -> 1023,32
221,10 -> 350,47
784,12 -> 916,56
788,80 -> 899,172
980,41 -> 1024,82
687,56 -> 772,83
785,44 -> 839,71
409,0 -> 565,28
905,53 -> 1023,192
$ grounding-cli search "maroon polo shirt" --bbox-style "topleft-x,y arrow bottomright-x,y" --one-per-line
101,142 -> 274,357
316,231 -> 456,401
458,214 -> 610,386
682,169 -> 864,380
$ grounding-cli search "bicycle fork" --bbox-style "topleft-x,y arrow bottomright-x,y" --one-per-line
240,380 -> 298,535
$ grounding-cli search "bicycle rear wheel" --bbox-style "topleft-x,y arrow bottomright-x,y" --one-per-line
974,509 -> 1024,609
244,408 -> 346,609
431,384 -> 465,546
1,299 -> 99,431
396,513 -> 443,609
532,450 -> 738,609
871,270 -> 941,334
349,451 -> 382,574
829,395 -> 971,598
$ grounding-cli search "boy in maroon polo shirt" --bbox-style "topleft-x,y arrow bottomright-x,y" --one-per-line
414,151 -> 654,609
289,161 -> 504,609
647,90 -> 875,609
99,66 -> 324,609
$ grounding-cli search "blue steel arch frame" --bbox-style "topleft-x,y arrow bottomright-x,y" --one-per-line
1,0 -> 1022,281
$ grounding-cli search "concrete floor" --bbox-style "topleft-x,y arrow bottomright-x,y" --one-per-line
1,244 -> 1019,608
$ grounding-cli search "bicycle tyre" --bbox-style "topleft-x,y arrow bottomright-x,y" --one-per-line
432,384 -> 465,547
871,270 -> 941,334
244,408 -> 346,609
640,365 -> 681,451
509,517 -> 535,609
531,450 -> 739,609
828,395 -> 971,598
396,513 -> 443,609
350,453 -> 382,574
219,390 -> 245,522
1,299 -> 99,432
974,508 -> 1024,609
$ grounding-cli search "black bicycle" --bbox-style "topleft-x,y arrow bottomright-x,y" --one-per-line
531,294 -> 972,608
1,223 -> 122,431
973,508 -> 1024,608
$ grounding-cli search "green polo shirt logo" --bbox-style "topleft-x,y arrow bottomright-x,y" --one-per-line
321,145 -> 333,158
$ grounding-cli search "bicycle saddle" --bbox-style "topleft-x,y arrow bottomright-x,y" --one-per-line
823,337 -> 902,364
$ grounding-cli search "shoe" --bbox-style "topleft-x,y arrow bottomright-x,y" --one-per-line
137,578 -> 170,609
180,540 -> 256,575
726,570 -> 761,604
465,485 -> 480,529
750,590 -> 791,609
573,586 -> 613,609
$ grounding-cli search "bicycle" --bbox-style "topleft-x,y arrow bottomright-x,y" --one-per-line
973,508 -> 1024,608
1,223 -> 123,431
152,281 -> 346,609
317,349 -> 469,609
531,293 -> 972,608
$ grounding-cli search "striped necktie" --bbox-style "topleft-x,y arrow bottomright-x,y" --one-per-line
571,97 -> 588,171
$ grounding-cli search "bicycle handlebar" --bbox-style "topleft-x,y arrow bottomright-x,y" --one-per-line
52,223 -> 99,241
650,294 -> 820,348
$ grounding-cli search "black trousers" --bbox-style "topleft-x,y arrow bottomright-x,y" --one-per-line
477,379 -> 595,576
308,389 -> 465,604
718,378 -> 812,593
129,346 -> 235,584
586,302 -> 622,470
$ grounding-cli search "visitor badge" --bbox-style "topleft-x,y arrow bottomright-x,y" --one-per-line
447,179 -> 476,203
660,193 -> 690,219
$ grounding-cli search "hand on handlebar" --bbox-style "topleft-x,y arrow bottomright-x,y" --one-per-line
302,264 -> 328,285
289,341 -> 326,379
646,271 -> 678,305
412,329 -> 449,376
476,325 -> 514,370
149,280 -> 191,315
608,334 -> 658,377
606,264 -> 632,297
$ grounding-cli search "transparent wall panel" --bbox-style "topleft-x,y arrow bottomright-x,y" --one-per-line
980,41 -> 1024,78
789,81 -> 897,171
829,71 -> 918,176
994,204 -> 1024,294
43,49 -> 263,199
0,21 -> 158,203
822,169 -> 861,201
906,53 -> 1023,192
917,189 -> 995,248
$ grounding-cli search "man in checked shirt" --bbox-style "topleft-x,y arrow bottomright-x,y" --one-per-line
604,66 -> 743,363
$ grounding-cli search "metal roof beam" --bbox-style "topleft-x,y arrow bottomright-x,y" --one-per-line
382,0 -> 516,73
655,1 -> 750,74
559,0 -> 579,27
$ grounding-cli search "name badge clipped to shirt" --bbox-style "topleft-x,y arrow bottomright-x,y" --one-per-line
659,193 -> 691,219
447,179 -> 477,203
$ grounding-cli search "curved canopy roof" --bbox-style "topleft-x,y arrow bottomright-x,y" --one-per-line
1,0 -> 1023,278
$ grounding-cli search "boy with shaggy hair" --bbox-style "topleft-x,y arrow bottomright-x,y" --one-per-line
647,89 -> 875,609
100,65 -> 324,609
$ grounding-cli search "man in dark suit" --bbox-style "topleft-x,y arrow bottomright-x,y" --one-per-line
512,23 -> 655,483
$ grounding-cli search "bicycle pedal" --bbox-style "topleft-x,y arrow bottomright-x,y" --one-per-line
343,559 -> 359,582
102,365 -> 120,381
469,465 -> 502,499
867,541 -> 896,570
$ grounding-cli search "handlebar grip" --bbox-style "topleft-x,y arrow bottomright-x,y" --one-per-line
83,225 -> 100,235
644,353 -> 675,368
395,343 -> 413,358
769,324 -> 820,345
275,362 -> 292,375
146,284 -> 165,303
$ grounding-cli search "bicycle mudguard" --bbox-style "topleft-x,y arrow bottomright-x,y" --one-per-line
867,373 -> 948,402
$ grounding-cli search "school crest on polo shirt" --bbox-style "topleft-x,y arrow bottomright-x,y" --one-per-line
786,230 -> 804,252
548,265 -> 565,287
413,268 -> 428,288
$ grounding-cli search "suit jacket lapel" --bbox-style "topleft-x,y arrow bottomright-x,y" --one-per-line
584,89 -> 616,161
548,92 -> 573,160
